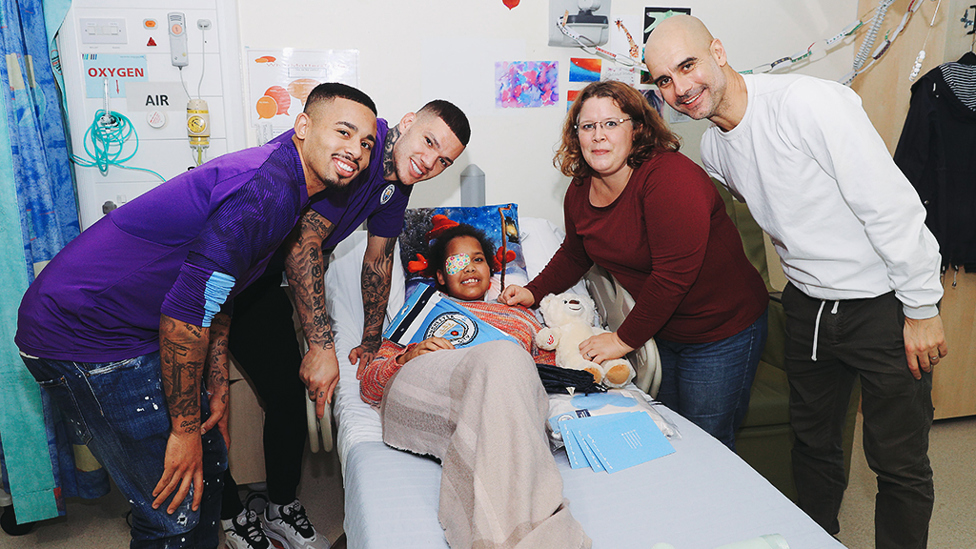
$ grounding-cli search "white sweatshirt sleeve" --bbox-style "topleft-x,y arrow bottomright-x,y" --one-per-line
778,79 -> 942,318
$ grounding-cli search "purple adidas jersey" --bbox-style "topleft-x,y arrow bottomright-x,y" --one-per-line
16,137 -> 310,362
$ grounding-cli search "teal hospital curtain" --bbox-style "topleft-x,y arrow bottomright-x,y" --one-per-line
0,0 -> 109,524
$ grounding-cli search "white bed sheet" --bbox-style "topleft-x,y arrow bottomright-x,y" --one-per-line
323,217 -> 844,549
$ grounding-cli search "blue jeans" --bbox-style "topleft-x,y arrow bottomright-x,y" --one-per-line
21,352 -> 226,549
655,310 -> 768,450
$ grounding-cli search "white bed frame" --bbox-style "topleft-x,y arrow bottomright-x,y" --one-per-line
316,217 -> 845,549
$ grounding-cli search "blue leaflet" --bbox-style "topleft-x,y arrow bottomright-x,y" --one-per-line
578,412 -> 675,473
557,414 -> 622,470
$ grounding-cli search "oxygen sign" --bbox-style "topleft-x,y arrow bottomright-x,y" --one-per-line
83,53 -> 148,98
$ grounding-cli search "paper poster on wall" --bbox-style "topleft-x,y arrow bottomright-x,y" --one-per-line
604,66 -> 637,85
567,89 -> 580,111
641,8 -> 691,84
246,49 -> 358,143
569,58 -> 601,82
642,88 -> 665,118
495,61 -> 558,108
611,17 -> 642,63
607,16 -> 642,87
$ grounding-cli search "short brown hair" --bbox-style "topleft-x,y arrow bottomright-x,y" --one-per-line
554,80 -> 680,181
417,99 -> 471,147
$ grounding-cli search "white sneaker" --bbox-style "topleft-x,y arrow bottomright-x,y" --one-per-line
222,509 -> 273,549
262,499 -> 330,549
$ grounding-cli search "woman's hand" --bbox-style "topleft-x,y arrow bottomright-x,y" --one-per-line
499,285 -> 535,307
398,337 -> 455,364
579,332 -> 634,364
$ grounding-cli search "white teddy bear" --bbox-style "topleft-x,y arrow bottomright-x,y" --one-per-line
535,292 -> 635,388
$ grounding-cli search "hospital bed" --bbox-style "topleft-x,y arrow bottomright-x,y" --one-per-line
321,216 -> 845,549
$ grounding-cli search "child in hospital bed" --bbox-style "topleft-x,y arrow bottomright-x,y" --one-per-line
359,223 -> 592,549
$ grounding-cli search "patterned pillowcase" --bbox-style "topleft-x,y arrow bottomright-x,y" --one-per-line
398,203 -> 529,301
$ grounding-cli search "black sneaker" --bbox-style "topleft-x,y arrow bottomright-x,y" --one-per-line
222,509 -> 272,549
262,499 -> 330,549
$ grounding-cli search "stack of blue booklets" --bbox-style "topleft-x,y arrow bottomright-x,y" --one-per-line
550,394 -> 676,473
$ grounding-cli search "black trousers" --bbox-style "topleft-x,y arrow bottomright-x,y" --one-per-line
782,283 -> 934,549
221,274 -> 307,518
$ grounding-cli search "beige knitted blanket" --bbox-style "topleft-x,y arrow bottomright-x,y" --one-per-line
381,340 -> 591,549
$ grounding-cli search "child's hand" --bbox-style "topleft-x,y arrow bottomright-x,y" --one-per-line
398,337 -> 455,364
499,284 -> 535,307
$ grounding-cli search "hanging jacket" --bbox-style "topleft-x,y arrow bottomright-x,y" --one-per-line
894,53 -> 976,270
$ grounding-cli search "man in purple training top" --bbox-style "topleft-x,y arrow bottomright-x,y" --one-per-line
219,100 -> 470,549
14,83 -> 378,549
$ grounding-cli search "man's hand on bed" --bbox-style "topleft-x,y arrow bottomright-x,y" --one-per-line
301,345 -> 341,419
579,332 -> 634,364
499,284 -> 535,307
397,337 -> 455,365
350,342 -> 379,380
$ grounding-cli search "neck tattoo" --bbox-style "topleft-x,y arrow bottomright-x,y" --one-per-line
382,126 -> 401,181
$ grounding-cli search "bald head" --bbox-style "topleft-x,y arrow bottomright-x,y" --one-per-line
643,15 -> 746,129
645,14 -> 714,57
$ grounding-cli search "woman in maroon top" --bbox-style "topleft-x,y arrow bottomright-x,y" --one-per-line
501,80 -> 768,450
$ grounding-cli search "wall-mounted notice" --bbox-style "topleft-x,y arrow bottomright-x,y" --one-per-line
83,54 -> 148,98
246,48 -> 358,143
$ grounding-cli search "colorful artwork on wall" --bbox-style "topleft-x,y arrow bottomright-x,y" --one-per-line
569,58 -> 601,82
495,61 -> 558,108
567,89 -> 581,111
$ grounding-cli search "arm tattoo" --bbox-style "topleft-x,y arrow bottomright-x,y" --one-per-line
206,313 -> 230,405
159,315 -> 208,434
382,126 -> 401,181
285,210 -> 337,350
361,235 -> 396,353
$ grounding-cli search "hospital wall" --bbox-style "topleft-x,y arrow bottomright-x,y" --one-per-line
234,0 -> 859,226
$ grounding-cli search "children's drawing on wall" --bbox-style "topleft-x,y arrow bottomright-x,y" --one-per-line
608,15 -> 642,86
614,18 -> 641,61
570,58 -> 602,83
495,61 -> 558,108
247,48 -> 358,143
567,89 -> 580,111
641,7 -> 691,84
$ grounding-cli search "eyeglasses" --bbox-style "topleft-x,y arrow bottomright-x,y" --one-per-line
575,118 -> 632,135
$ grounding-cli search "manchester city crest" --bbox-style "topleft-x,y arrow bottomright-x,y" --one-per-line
380,184 -> 395,205
425,312 -> 478,346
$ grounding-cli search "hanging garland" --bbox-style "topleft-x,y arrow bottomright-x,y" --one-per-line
556,0 -> 927,86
